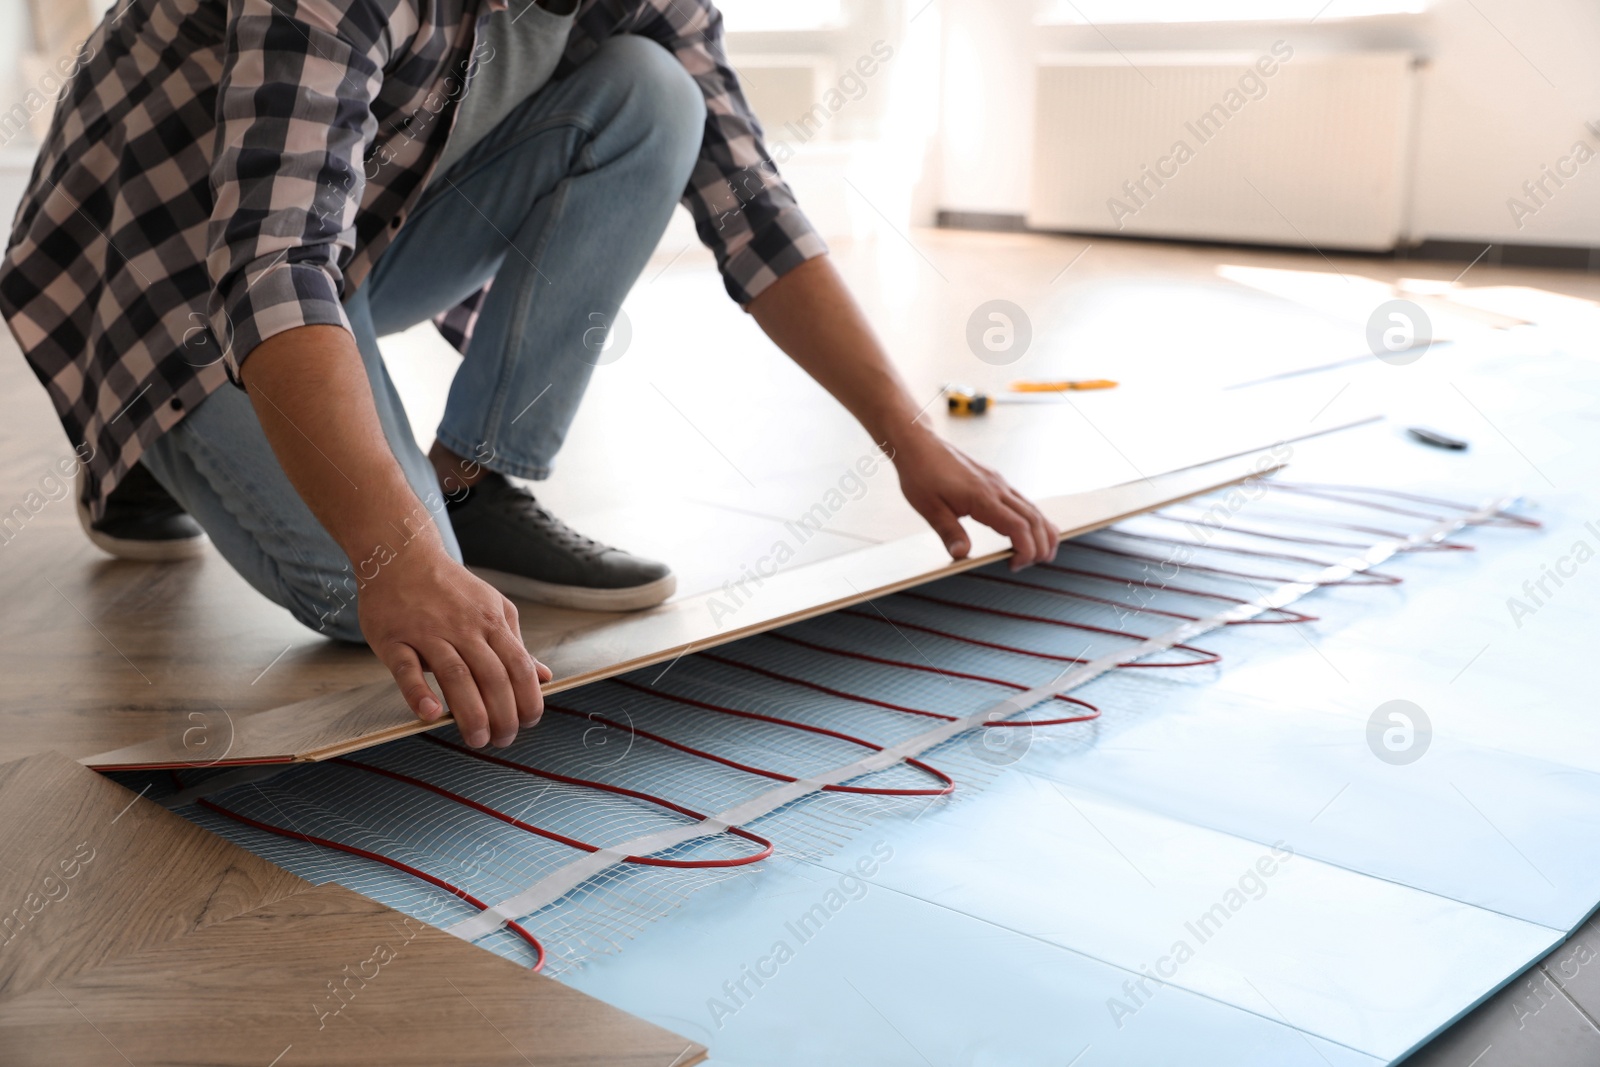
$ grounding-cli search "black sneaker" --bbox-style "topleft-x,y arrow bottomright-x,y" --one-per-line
77,463 -> 208,561
448,472 -> 676,611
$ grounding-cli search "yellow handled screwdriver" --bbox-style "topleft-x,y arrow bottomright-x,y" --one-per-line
944,380 -> 1118,416
1010,379 -> 1119,392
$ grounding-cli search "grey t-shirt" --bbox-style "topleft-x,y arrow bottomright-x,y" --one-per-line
434,0 -> 578,177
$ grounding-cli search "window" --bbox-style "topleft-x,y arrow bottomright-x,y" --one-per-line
715,0 -> 844,33
1035,0 -> 1427,24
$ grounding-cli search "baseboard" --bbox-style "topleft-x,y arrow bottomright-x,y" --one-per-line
1403,239 -> 1600,272
933,212 -> 1600,272
933,210 -> 1030,233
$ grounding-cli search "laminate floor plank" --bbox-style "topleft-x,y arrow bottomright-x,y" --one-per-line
84,444 -> 1304,770
1404,967 -> 1600,1067
5,232 -> 1590,770
0,882 -> 706,1067
0,752 -> 309,1000
0,496 -> 868,768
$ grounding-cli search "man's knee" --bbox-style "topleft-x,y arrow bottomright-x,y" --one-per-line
593,35 -> 706,163
283,571 -> 367,645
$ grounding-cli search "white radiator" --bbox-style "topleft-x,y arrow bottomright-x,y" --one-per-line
1028,51 -> 1416,251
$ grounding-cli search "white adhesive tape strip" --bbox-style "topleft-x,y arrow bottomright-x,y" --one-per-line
447,779 -> 823,942
444,495 -> 1516,943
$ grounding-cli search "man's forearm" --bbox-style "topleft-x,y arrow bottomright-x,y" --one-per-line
240,325 -> 445,566
240,324 -> 545,746
746,254 -> 929,449
746,252 -> 1058,568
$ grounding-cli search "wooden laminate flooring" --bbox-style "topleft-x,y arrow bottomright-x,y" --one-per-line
1,231 -> 1594,770
0,750 -> 307,1000
0,883 -> 705,1067
85,441 -> 1329,769
0,752 -> 706,1066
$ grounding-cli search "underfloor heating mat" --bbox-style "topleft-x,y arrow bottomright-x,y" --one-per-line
112,477 -> 1591,1066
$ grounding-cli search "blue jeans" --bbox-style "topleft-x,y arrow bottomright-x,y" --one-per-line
142,36 -> 705,643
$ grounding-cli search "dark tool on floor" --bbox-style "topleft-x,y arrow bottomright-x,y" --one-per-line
946,385 -> 989,416
1407,426 -> 1469,450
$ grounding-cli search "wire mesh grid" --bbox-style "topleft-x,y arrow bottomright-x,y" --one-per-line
112,480 -> 1519,977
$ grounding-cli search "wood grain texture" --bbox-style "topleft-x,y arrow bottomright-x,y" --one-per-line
85,439 -> 1347,770
0,752 -> 309,1000
5,226 -> 1513,771
0,882 -> 707,1067
0,487 -> 873,768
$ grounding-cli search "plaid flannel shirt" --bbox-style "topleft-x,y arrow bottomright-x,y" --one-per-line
1,0 -> 825,519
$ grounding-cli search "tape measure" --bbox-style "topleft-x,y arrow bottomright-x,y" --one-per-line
946,386 -> 989,416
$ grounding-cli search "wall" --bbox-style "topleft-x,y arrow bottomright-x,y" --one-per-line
725,0 -> 944,238
1407,0 -> 1600,246
937,0 -> 1600,247
1,0 -> 36,152
4,0 -> 1596,247
0,0 -> 940,245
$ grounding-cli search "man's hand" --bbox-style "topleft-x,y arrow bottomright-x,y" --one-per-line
889,428 -> 1058,570
746,255 -> 1059,569
242,324 -> 550,748
360,545 -> 551,748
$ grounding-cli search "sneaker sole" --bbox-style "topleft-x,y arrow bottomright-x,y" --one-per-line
76,484 -> 209,562
468,566 -> 676,612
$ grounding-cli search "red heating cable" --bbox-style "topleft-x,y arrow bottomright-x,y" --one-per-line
1142,511 -> 1474,553
1152,507 -> 1474,552
173,481 -> 1524,973
998,564 -> 1318,624
821,607 -> 1215,668
1094,529 -> 1402,586
192,793 -> 547,970
602,678 -> 955,796
694,648 -> 1101,728
1060,542 -> 1400,588
329,753 -> 772,869
419,734 -> 776,865
1264,482 -> 1540,528
959,570 -> 1317,626
870,594 -> 1223,666
542,702 -> 955,797
1144,511 -> 1370,550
